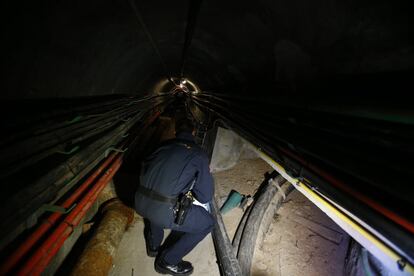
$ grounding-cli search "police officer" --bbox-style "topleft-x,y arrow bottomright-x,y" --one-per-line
134,113 -> 214,275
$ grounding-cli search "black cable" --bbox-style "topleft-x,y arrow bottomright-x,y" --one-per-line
192,96 -> 414,266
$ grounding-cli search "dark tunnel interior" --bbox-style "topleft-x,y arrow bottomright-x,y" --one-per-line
2,0 -> 414,99
1,0 -> 414,274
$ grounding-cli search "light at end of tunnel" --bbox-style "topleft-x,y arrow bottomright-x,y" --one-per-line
184,78 -> 201,94
152,77 -> 201,95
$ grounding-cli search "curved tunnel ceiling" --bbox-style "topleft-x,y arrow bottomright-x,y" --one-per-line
2,0 -> 413,101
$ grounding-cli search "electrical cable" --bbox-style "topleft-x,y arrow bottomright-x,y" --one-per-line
191,96 -> 414,266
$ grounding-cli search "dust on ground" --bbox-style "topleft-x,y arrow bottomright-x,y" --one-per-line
215,158 -> 349,276
109,158 -> 269,276
214,158 -> 273,240
109,214 -> 220,276
251,190 -> 349,276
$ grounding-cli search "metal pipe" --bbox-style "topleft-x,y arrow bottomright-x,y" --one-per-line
277,146 -> 414,234
193,97 -> 414,230
250,142 -> 414,275
70,199 -> 134,276
0,104 -> 139,169
0,101 -> 166,265
16,156 -> 123,275
0,151 -> 120,275
2,93 -> 170,146
0,94 -> 170,169
193,99 -> 414,265
0,112 -> 139,238
0,97 -> 130,147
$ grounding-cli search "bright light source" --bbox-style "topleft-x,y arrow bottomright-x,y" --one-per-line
181,79 -> 187,85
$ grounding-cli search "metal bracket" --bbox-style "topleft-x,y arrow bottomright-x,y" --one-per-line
66,115 -> 82,124
56,145 -> 80,155
62,176 -> 75,187
104,146 -> 128,157
41,203 -> 76,214
269,178 -> 286,200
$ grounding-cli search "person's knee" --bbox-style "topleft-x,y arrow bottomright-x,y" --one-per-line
201,213 -> 215,234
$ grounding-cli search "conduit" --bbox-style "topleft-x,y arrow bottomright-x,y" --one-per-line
70,198 -> 134,276
1,111 -> 137,241
0,97 -> 169,246
211,199 -> 242,276
237,175 -> 292,276
0,151 -> 120,275
250,142 -> 414,276
277,146 -> 414,234
232,206 -> 250,252
16,155 -> 123,276
192,98 -> 414,266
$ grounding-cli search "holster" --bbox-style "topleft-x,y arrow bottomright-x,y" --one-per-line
173,191 -> 194,225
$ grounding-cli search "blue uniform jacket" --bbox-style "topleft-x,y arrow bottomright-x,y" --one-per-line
135,132 -> 214,228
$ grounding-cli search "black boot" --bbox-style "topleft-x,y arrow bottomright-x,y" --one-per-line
154,257 -> 194,276
144,227 -> 159,257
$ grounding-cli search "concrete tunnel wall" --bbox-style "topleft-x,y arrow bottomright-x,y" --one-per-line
2,0 -> 413,101
1,1 -> 414,273
210,127 -> 258,173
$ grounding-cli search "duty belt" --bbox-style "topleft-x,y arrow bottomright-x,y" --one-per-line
137,185 -> 177,205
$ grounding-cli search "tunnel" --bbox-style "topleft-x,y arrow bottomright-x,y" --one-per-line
0,0 -> 413,275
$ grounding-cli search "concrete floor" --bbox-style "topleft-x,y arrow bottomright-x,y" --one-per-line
109,214 -> 220,276
250,190 -> 349,276
215,158 -> 350,276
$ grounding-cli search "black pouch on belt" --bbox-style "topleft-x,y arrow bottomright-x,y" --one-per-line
174,191 -> 194,225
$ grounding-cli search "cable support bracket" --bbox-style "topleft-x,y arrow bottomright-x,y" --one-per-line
66,115 -> 83,124
269,178 -> 286,200
105,146 -> 128,157
56,145 -> 80,155
41,203 -> 77,214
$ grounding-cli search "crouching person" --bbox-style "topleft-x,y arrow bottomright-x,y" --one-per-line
135,114 -> 214,275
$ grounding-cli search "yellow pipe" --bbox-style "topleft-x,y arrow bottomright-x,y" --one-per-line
246,141 -> 414,275
297,181 -> 414,273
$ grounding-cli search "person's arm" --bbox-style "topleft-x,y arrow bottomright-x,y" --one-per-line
192,154 -> 214,203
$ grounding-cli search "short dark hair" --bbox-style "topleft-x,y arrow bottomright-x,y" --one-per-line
175,113 -> 195,134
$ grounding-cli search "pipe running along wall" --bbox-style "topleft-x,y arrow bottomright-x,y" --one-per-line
70,199 -> 135,276
0,97 -> 166,275
17,155 -> 123,275
0,151 -> 120,275
249,142 -> 414,276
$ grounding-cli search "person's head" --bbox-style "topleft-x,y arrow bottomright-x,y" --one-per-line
174,112 -> 195,135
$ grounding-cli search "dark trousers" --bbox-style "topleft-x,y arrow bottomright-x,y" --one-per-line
146,205 -> 214,265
